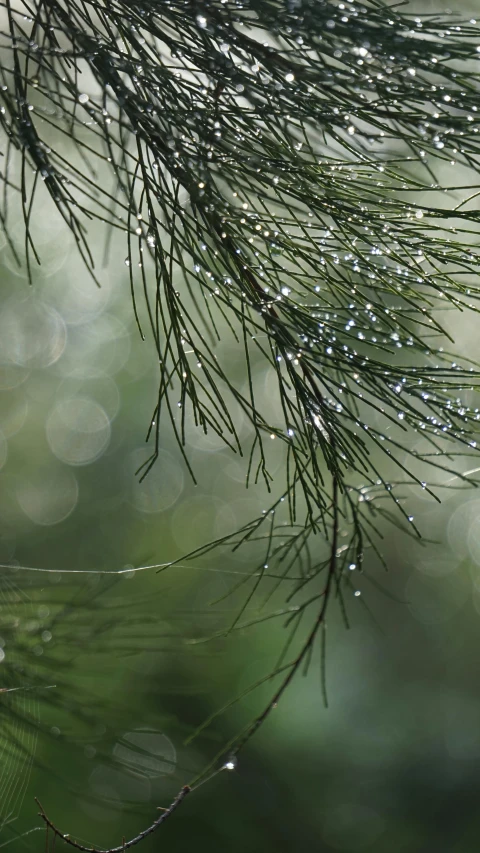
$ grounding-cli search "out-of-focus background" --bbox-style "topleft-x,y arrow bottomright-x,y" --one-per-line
2,1 -> 480,851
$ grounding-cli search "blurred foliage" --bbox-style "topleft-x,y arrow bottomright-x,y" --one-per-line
1,0 -> 480,851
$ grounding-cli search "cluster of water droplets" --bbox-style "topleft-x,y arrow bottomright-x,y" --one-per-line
2,1 -> 480,761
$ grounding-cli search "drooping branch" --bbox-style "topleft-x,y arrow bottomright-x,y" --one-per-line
2,0 -> 480,845
33,472 -> 339,849
232,470 -> 340,754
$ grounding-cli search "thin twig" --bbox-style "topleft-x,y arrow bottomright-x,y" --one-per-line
35,786 -> 190,853
232,472 -> 339,755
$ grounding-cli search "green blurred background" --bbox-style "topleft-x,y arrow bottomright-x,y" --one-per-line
2,1 -> 480,850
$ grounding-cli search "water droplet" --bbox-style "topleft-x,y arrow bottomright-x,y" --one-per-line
78,93 -> 89,104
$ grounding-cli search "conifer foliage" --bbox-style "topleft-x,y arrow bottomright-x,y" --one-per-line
2,0 -> 480,847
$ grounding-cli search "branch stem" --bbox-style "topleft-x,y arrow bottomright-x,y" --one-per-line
35,786 -> 190,853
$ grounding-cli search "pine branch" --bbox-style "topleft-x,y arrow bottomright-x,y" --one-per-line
2,0 -> 480,847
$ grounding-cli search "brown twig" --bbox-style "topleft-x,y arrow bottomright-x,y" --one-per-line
35,786 -> 190,853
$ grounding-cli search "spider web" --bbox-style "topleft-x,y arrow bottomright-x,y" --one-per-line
0,561 -> 176,846
0,571 -> 39,842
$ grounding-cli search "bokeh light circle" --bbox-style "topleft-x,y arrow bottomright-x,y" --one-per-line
172,494 -> 237,552
113,729 -> 176,777
0,298 -> 66,368
59,314 -> 131,379
448,498 -> 480,563
46,397 -> 111,465
56,375 -> 121,422
415,553 -> 457,578
51,264 -> 114,326
16,466 -> 79,525
0,364 -> 29,391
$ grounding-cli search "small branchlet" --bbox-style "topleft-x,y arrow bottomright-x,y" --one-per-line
35,786 -> 190,852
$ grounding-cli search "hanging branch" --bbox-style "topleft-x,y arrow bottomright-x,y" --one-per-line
234,473 -> 339,749
31,473 -> 339,851
2,0 -> 480,846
